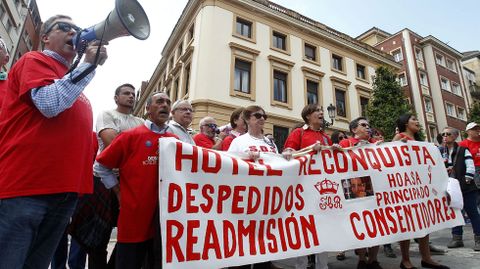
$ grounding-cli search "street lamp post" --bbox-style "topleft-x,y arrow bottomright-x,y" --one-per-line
324,103 -> 336,128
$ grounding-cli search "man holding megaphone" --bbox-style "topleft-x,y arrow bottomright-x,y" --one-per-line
0,14 -> 108,269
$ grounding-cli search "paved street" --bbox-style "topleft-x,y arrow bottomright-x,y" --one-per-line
103,225 -> 480,269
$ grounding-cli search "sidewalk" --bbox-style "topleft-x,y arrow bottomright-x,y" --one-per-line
327,224 -> 479,269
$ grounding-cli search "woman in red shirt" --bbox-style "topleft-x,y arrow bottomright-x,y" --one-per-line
393,113 -> 449,269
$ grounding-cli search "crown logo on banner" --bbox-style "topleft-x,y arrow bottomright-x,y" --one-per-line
315,179 -> 339,195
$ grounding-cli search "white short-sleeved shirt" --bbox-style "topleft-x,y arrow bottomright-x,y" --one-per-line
227,133 -> 278,153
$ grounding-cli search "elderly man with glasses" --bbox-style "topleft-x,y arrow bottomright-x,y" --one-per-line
168,99 -> 195,145
193,116 -> 226,149
0,15 -> 108,268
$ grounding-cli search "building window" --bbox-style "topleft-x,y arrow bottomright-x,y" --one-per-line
236,17 -> 252,38
304,43 -> 317,61
440,77 -> 450,91
435,53 -> 445,66
273,70 -> 288,103
272,31 -> 287,51
451,83 -> 461,96
446,59 -> 456,72
428,126 -> 437,143
415,48 -> 424,61
398,73 -> 407,86
424,98 -> 433,113
177,43 -> 183,58
419,72 -> 428,86
188,24 -> 195,42
306,80 -> 319,105
392,49 -> 403,62
360,96 -> 369,117
332,54 -> 343,72
445,103 -> 455,117
273,125 -> 289,153
170,57 -> 175,71
335,88 -> 347,118
6,19 -> 13,34
0,5 -> 5,21
173,78 -> 179,101
457,107 -> 466,120
234,59 -> 251,94
184,64 -> 190,96
356,64 -> 366,80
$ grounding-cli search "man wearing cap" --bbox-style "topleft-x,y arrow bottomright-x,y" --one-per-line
168,99 -> 195,145
193,116 -> 226,149
460,122 -> 480,187
0,37 -> 10,111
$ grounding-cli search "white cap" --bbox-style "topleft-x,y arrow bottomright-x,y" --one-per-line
466,122 -> 479,131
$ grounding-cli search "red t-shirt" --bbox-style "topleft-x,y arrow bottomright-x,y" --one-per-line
284,127 -> 332,150
193,133 -> 215,149
0,52 -> 94,198
459,139 -> 480,167
96,125 -> 178,243
0,79 -> 7,111
339,136 -> 376,148
222,135 -> 235,151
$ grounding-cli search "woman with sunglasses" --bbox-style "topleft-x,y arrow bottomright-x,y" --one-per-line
228,105 -> 277,159
393,113 -> 449,269
279,104 -> 333,269
331,130 -> 347,144
282,104 -> 333,161
227,105 -> 275,269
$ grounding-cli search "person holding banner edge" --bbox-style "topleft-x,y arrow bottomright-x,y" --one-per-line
228,105 -> 276,269
281,103 -> 332,269
96,92 -> 178,269
392,113 -> 449,269
338,117 -> 383,269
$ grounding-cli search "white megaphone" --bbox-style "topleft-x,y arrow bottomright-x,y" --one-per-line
72,0 -> 150,52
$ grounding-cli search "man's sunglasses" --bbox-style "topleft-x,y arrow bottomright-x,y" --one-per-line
441,132 -> 452,137
45,22 -> 81,35
252,113 -> 268,120
359,123 -> 370,128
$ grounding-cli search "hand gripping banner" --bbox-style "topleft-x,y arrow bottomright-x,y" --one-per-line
159,138 -> 464,269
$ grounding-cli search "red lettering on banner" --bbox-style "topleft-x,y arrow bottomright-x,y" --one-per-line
297,156 -> 308,175
247,187 -> 261,214
412,145 -> 422,164
266,218 -> 278,253
168,183 -> 182,213
202,149 -> 221,173
223,220 -> 236,258
271,187 -> 283,215
392,146 -> 404,166
258,219 -> 267,254
246,160 -> 264,176
376,147 -> 396,168
322,150 -> 335,174
295,184 -> 305,210
350,212 -> 365,240
203,220 -> 222,259
200,184 -> 214,213
230,156 -> 239,175
166,220 -> 184,262
401,145 -> 411,165
232,186 -> 247,214
186,220 -> 201,260
217,185 -> 232,213
300,215 -> 319,248
385,206 -> 398,233
238,220 -> 256,256
333,151 -> 348,173
422,146 -> 436,165
365,148 -> 381,171
348,149 -> 368,171
308,157 -> 321,175
175,142 -> 198,172
258,159 -> 283,176
263,187 -> 271,215
186,183 -> 199,213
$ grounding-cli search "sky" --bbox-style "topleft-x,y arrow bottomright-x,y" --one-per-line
35,0 -> 479,123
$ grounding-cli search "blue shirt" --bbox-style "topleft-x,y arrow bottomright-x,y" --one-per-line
30,50 -> 95,118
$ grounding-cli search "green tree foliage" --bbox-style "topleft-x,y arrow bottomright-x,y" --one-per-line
468,102 -> 480,124
365,66 -> 412,141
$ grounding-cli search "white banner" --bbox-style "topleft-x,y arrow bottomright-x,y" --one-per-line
159,138 -> 464,269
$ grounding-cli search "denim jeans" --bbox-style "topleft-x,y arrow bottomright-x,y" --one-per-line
452,191 -> 480,236
51,233 -> 86,269
0,193 -> 78,269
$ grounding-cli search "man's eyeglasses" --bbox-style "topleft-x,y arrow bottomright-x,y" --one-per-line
359,123 -> 370,128
252,113 -> 268,120
441,132 -> 452,137
45,22 -> 81,35
205,123 -> 218,129
176,107 -> 194,113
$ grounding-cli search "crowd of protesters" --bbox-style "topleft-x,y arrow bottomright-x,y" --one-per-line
0,14 -> 479,269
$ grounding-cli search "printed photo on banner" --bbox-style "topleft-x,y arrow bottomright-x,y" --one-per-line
342,176 -> 374,199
